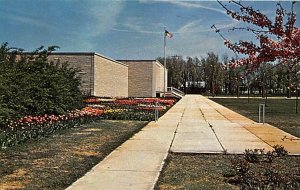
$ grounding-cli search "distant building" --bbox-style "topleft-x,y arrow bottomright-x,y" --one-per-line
47,53 -> 167,98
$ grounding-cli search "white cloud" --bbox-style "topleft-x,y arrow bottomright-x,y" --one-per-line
111,27 -> 161,34
167,1 -> 226,14
83,1 -> 124,37
123,17 -> 143,32
112,17 -> 164,34
177,19 -> 239,34
0,14 -> 56,30
177,19 -> 203,33
214,20 -> 240,31
141,0 -> 226,15
164,31 -> 231,59
166,22 -> 259,60
56,1 -> 125,51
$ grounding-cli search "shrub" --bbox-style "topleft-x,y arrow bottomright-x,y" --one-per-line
272,145 -> 288,157
0,42 -> 83,127
244,149 -> 263,163
224,146 -> 300,189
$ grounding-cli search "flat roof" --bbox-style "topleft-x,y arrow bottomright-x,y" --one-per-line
24,51 -> 164,68
49,52 -> 128,67
117,60 -> 156,62
117,60 -> 165,68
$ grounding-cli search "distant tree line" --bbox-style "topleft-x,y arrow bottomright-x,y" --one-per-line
158,52 -> 300,98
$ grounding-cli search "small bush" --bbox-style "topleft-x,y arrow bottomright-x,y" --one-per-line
244,149 -> 263,163
224,146 -> 300,189
273,145 -> 288,156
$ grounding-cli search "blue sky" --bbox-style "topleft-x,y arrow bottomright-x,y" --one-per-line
0,0 -> 299,60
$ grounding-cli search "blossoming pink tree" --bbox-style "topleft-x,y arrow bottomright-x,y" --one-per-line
212,1 -> 300,111
213,1 -> 299,70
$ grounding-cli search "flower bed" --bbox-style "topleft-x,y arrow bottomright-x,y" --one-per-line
0,107 -> 104,148
85,97 -> 177,121
0,97 -> 177,148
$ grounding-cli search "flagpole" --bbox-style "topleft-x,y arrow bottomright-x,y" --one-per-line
163,27 -> 166,95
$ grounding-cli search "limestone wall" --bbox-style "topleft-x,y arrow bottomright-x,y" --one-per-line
154,61 -> 166,93
48,53 -> 128,97
119,60 -> 167,97
48,53 -> 94,96
94,54 -> 128,97
47,54 -> 165,98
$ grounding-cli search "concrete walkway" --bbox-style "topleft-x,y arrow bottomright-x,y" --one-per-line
171,95 -> 300,154
66,95 -> 300,190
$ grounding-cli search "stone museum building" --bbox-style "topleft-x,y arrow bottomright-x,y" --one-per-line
47,52 -> 167,98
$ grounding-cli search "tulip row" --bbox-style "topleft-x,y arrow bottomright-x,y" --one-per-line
86,97 -> 177,121
0,107 -> 104,148
0,97 -> 177,148
84,97 -> 177,106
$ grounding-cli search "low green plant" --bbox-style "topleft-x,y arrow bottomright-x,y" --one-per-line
244,146 -> 289,164
272,145 -> 288,156
224,146 -> 299,189
244,148 -> 263,163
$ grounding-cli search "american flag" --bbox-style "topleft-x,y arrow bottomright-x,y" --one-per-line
165,30 -> 173,38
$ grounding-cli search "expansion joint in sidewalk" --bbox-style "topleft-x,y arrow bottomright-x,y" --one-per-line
197,99 -> 226,153
169,107 -> 186,152
208,122 -> 226,153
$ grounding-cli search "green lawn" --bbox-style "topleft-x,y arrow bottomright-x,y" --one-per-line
211,98 -> 300,137
156,153 -> 300,190
0,120 -> 147,190
155,154 -> 239,190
